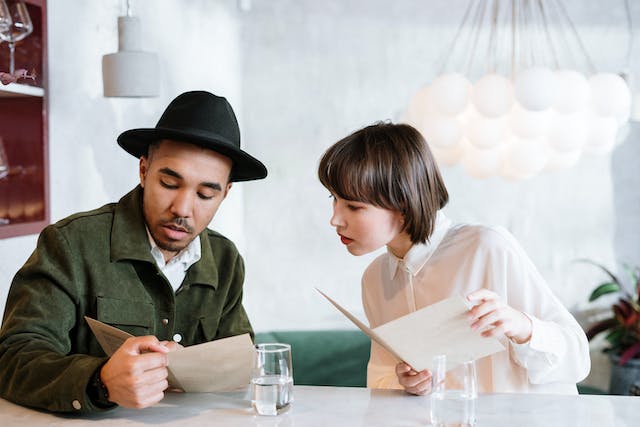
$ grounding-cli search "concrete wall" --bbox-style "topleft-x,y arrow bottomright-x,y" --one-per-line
0,0 -> 638,392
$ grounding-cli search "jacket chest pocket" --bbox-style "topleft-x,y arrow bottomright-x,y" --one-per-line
96,296 -> 154,337
201,314 -> 221,339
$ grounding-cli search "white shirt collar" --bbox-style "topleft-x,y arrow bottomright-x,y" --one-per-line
146,228 -> 201,271
387,211 -> 452,279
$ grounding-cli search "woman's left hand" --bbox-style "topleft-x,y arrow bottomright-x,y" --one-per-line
466,289 -> 532,344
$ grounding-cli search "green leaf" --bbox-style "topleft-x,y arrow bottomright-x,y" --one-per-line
605,327 -> 626,347
589,282 -> 621,302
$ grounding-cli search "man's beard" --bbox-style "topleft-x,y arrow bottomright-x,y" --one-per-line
154,217 -> 195,253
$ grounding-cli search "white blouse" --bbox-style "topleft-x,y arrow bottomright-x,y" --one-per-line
362,213 -> 590,395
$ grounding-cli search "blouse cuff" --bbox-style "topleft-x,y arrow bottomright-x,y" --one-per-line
510,314 -> 561,369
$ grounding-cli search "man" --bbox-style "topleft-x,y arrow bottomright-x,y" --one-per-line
0,91 -> 267,413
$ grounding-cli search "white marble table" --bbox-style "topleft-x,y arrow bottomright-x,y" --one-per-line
1,386 -> 638,426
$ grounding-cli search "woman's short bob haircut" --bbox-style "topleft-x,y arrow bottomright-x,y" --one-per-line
318,122 -> 449,244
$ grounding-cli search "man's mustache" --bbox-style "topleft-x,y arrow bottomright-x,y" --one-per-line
163,217 -> 194,234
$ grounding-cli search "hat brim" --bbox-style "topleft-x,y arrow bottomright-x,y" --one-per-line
117,128 -> 267,182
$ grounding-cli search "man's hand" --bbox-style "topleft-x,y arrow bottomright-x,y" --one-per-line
467,289 -> 533,344
100,336 -> 171,409
159,340 -> 183,352
396,362 -> 432,395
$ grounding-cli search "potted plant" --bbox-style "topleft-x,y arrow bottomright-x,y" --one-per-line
582,259 -> 640,395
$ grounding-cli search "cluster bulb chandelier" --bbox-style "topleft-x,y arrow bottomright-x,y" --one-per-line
406,0 -> 633,180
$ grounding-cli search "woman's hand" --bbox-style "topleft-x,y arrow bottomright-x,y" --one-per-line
466,289 -> 532,344
395,362 -> 432,395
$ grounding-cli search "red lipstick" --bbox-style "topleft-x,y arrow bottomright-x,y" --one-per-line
340,235 -> 353,245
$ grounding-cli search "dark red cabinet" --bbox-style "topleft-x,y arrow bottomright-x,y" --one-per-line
0,0 -> 48,238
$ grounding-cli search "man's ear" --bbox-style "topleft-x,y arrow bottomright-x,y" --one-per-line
223,182 -> 233,198
139,156 -> 148,188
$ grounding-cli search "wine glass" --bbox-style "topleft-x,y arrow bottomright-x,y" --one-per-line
0,1 -> 32,74
0,136 -> 8,180
0,137 -> 9,225
0,1 -> 12,36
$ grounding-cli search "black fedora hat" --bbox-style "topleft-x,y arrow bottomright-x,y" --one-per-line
117,91 -> 267,182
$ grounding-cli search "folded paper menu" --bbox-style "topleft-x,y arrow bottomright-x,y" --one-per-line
316,289 -> 505,372
85,316 -> 255,392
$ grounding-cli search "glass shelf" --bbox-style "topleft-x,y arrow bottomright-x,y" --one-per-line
0,82 -> 44,98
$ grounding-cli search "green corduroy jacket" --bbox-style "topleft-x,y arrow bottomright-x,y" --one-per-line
0,186 -> 253,413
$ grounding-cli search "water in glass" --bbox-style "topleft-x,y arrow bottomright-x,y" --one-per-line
251,343 -> 293,416
429,355 -> 477,427
430,389 -> 476,427
251,374 -> 294,416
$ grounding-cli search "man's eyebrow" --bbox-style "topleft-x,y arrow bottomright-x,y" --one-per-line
159,167 -> 182,179
159,167 -> 222,191
201,182 -> 222,191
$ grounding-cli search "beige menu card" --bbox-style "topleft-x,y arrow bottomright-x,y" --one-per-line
317,289 -> 505,372
85,316 -> 255,392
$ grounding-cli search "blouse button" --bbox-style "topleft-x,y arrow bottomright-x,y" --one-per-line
162,318 -> 169,326
72,399 -> 82,410
173,333 -> 182,343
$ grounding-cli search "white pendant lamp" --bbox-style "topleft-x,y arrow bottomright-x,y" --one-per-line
407,0 -> 634,180
102,0 -> 158,97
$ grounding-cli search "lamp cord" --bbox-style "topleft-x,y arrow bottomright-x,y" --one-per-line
435,0 -> 475,76
622,0 -> 633,81
553,0 -> 596,74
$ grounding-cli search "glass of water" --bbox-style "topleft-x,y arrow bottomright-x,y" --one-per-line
251,343 -> 294,416
430,354 -> 477,427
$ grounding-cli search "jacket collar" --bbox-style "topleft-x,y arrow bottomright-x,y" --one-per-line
110,186 -> 219,289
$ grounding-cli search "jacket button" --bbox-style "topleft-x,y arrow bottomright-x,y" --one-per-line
172,333 -> 182,343
72,399 -> 82,410
162,318 -> 169,326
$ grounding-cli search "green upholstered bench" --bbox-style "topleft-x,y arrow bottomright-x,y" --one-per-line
577,384 -> 607,395
254,330 -> 370,387
254,329 -> 607,394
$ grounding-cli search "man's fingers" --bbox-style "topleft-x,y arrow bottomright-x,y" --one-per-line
121,336 -> 170,354
159,341 -> 183,352
139,366 -> 170,386
130,352 -> 169,373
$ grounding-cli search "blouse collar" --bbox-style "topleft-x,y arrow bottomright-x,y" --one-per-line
387,211 -> 452,279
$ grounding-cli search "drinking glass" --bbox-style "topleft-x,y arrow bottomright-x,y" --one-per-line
0,136 -> 9,224
0,136 -> 8,180
251,343 -> 294,416
0,0 -> 32,74
430,354 -> 477,427
0,1 -> 11,35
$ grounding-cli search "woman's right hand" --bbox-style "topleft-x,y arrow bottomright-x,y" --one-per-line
395,362 -> 432,395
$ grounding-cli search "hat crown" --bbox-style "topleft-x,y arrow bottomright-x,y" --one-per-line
117,90 -> 267,182
156,91 -> 240,149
